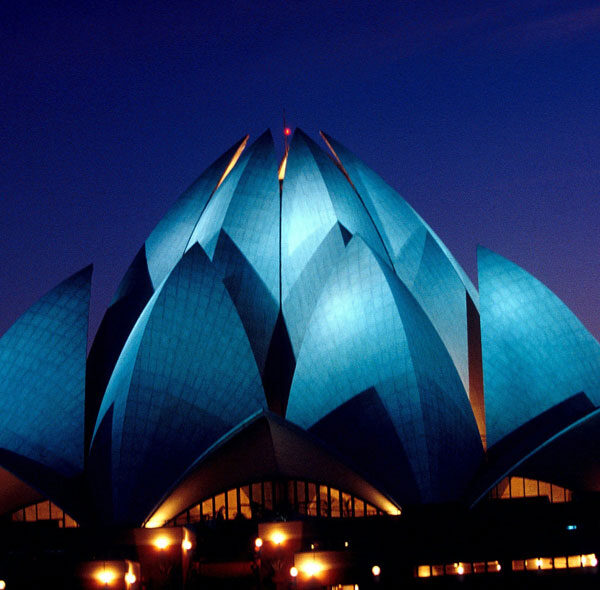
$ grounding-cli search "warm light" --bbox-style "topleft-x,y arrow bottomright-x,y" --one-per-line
591,555 -> 598,567
284,127 -> 292,136
290,566 -> 298,577
182,538 -> 192,551
582,555 -> 587,565
145,518 -> 162,529
302,561 -> 322,576
457,565 -> 464,575
255,537 -> 263,549
536,558 -> 542,568
215,136 -> 248,190
372,565 -> 381,576
497,564 -> 502,571
125,572 -> 136,585
0,581 -> 6,590
97,569 -> 116,585
272,532 -> 285,545
344,541 -> 349,548
154,536 -> 170,550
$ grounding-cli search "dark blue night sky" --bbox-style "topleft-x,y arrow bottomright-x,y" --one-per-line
1,0 -> 599,343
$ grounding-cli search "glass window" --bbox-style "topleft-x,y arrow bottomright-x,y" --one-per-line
12,510 -> 24,522
487,561 -> 501,572
25,505 -> 37,522
431,565 -> 444,576
365,503 -> 377,516
37,501 -> 50,520
64,514 -> 78,528
581,554 -> 596,567
297,481 -> 307,515
214,493 -> 226,519
354,498 -> 365,517
553,557 -> 567,569
239,486 -> 252,519
307,483 -> 317,516
551,485 -> 565,503
202,498 -> 213,520
187,504 -> 199,523
498,479 -> 510,499
512,560 -> 524,571
510,477 -> 524,498
524,478 -> 538,497
568,555 -> 581,568
50,502 -> 63,520
417,566 -> 431,578
329,488 -> 340,518
319,485 -> 329,517
227,488 -> 237,520
473,562 -> 485,573
341,492 -> 352,518
538,481 -> 551,499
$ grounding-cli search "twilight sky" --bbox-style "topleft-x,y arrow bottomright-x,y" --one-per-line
1,0 -> 599,343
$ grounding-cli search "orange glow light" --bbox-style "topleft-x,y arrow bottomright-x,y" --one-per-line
154,536 -> 169,550
372,565 -> 381,576
272,532 -> 285,545
97,569 -> 116,585
182,538 -> 192,551
255,537 -> 263,549
290,566 -> 298,577
302,561 -> 322,576
125,571 -> 136,585
284,127 -> 291,136
0,581 -> 6,590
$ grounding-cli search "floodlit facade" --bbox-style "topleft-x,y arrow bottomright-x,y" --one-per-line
1,128 -> 599,588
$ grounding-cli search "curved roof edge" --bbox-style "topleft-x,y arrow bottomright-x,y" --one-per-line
144,410 -> 401,528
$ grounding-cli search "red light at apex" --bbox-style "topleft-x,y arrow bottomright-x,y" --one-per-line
284,127 -> 292,136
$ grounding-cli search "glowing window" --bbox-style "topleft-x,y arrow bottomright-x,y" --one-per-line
227,488 -> 237,520
319,485 -> 329,517
202,498 -> 213,520
354,498 -> 365,517
431,565 -> 444,576
487,561 -> 501,572
512,560 -> 525,571
554,557 -> 567,569
417,565 -> 431,578
330,488 -> 340,518
239,486 -> 252,519
307,484 -> 317,516
510,477 -> 524,498
473,562 -> 486,573
189,504 -> 200,523
568,555 -> 581,568
524,478 -> 538,497
342,492 -> 352,517
214,493 -> 225,519
297,481 -> 307,515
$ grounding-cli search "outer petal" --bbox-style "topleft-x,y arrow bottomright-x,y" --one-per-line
286,236 -> 482,503
478,246 -> 600,446
0,266 -> 91,477
90,244 -> 265,524
321,132 -> 477,395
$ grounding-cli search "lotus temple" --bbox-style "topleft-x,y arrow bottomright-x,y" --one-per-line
0,128 -> 599,589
